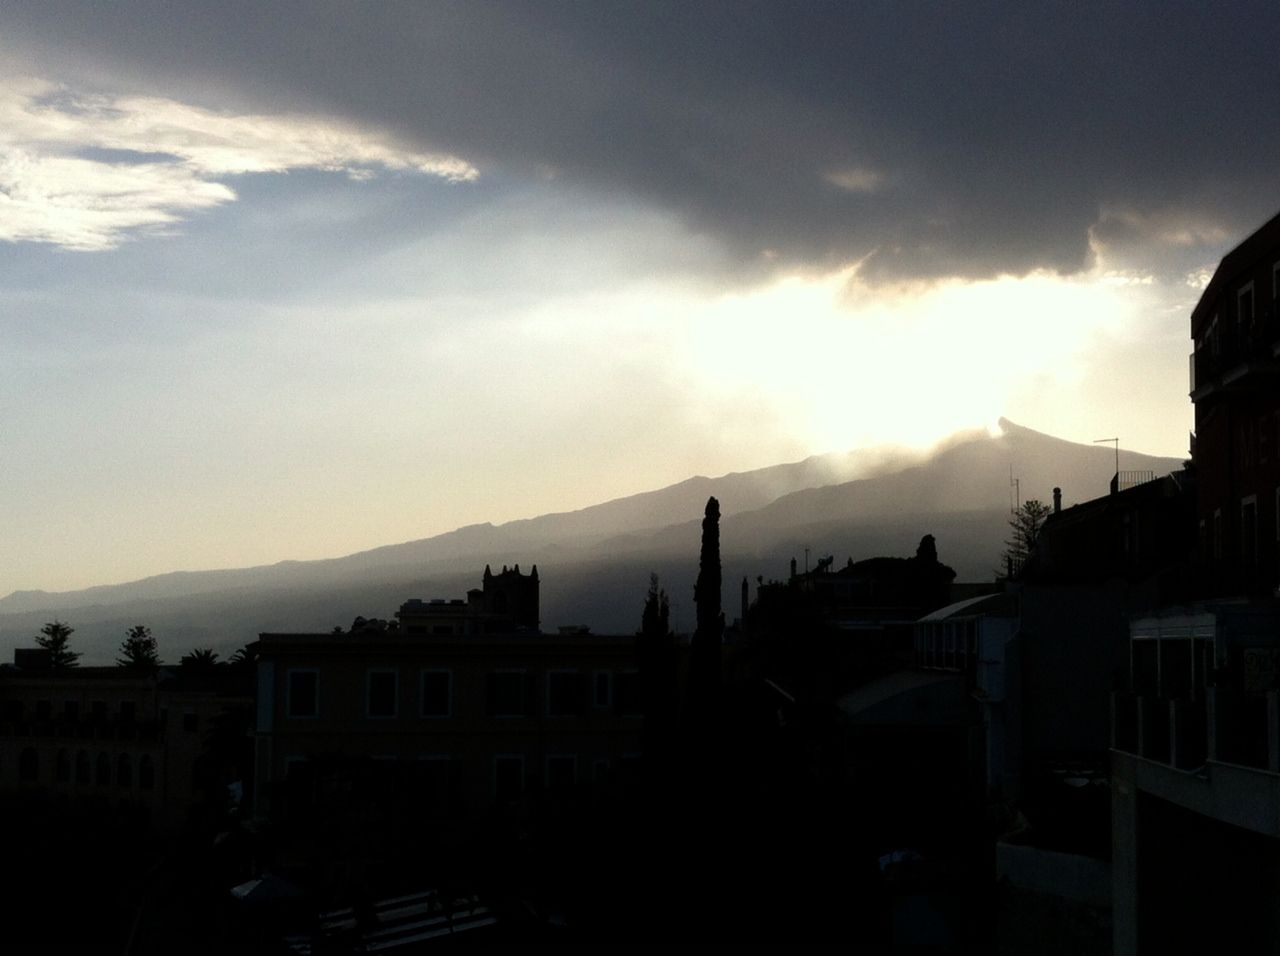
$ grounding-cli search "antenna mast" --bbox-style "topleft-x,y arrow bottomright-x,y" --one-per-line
1094,437 -> 1120,478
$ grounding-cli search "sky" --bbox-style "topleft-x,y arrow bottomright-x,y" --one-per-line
3,1 -> 1279,595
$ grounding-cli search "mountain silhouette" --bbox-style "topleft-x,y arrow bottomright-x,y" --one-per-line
0,421 -> 1183,663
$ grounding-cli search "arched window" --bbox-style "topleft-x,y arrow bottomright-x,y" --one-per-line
138,755 -> 155,791
96,752 -> 111,786
19,747 -> 38,782
117,753 -> 132,788
76,750 -> 90,785
56,749 -> 70,784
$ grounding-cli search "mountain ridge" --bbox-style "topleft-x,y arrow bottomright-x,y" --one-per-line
0,436 -> 937,613
0,420 -> 1185,662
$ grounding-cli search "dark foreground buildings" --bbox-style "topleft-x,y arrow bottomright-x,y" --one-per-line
253,565 -> 644,862
1111,209 -> 1280,954
10,213 -> 1280,950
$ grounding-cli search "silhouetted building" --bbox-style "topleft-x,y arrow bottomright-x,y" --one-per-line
1026,470 -> 1196,601
1190,208 -> 1280,596
0,655 -> 253,830
1112,603 -> 1280,953
251,567 -> 640,864
1109,211 -> 1280,954
784,534 -> 956,624
397,563 -> 540,635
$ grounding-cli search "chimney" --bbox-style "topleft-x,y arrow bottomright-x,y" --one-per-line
1053,487 -> 1062,513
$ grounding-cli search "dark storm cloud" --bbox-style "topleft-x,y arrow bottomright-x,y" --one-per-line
5,0 -> 1279,282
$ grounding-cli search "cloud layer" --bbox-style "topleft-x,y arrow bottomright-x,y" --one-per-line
0,77 -> 476,249
3,1 -> 1278,278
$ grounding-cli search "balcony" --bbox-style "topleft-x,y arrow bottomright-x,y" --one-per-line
1191,321 -> 1280,401
1112,688 -> 1278,773
0,717 -> 163,743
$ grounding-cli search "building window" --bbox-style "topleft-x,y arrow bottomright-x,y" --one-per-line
413,756 -> 456,816
486,671 -> 529,717
183,712 -> 199,733
493,755 -> 524,805
284,756 -> 309,781
546,755 -> 576,791
75,750 -> 90,785
1213,509 -> 1223,561
63,701 -> 79,721
619,754 -> 642,791
117,753 -> 132,788
1122,511 -> 1137,555
55,749 -> 70,784
35,700 -> 52,722
139,755 -> 155,791
614,671 -> 642,717
119,701 -> 136,722
1243,496 -> 1259,568
96,752 -> 111,786
546,671 -> 585,717
287,669 -> 320,718
420,670 -> 452,718
592,758 -> 610,785
593,672 -> 612,709
366,670 -> 398,719
1239,282 -> 1256,342
19,748 -> 38,782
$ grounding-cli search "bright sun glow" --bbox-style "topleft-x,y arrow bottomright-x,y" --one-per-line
682,266 -> 1152,454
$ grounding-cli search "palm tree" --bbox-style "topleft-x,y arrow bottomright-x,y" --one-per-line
228,645 -> 256,669
180,647 -> 221,670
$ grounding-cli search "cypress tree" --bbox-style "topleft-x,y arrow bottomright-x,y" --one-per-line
690,496 -> 723,724
639,574 -> 677,769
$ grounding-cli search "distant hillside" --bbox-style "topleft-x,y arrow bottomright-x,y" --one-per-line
0,421 -> 1184,664
0,440 -> 923,616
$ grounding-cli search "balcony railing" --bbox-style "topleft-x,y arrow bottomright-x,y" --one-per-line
1116,471 -> 1156,492
1191,316 -> 1280,396
1113,688 -> 1279,772
0,717 -> 163,743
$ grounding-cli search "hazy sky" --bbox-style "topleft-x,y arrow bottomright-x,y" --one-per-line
3,1 -> 1277,594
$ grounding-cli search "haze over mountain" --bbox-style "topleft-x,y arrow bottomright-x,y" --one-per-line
0,420 -> 1183,664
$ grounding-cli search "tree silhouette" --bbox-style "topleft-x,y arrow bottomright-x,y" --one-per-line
117,625 -> 159,671
228,644 -> 256,669
690,496 -> 723,725
639,573 -> 678,766
180,647 -> 220,670
36,620 -> 80,669
1003,499 -> 1052,577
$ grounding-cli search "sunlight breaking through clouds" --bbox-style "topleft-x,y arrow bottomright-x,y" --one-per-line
682,263 -> 1186,455
0,77 -> 478,250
